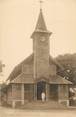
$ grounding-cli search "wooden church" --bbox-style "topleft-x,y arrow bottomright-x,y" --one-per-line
2,8 -> 72,108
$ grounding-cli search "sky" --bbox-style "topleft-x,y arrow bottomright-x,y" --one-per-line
0,0 -> 76,82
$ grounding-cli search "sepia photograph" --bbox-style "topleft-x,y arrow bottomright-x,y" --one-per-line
0,0 -> 76,117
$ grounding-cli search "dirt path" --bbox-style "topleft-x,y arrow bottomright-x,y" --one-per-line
0,106 -> 76,117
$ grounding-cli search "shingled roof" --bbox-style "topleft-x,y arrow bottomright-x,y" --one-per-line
11,73 -> 34,84
7,53 -> 65,82
49,75 -> 72,84
7,54 -> 34,81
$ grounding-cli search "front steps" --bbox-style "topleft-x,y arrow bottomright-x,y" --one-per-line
18,100 -> 67,110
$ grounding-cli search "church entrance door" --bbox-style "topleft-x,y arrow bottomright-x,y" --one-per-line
37,81 -> 46,100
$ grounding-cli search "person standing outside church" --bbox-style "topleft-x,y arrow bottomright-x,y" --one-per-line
41,92 -> 46,102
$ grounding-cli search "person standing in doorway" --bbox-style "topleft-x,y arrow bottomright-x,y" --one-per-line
41,92 -> 46,102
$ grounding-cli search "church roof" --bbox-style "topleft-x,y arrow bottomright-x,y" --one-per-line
10,73 -> 34,84
7,53 -> 65,82
10,74 -> 72,84
49,75 -> 72,84
7,54 -> 34,81
49,56 -> 64,70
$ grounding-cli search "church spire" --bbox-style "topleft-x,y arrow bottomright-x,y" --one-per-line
35,8 -> 47,31
31,2 -> 52,38
35,0 -> 47,31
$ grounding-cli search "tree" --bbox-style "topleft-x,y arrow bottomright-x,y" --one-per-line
55,53 -> 76,84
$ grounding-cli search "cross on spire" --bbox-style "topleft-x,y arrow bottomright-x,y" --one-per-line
39,0 -> 44,10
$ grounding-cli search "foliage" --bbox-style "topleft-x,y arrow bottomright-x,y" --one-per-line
55,53 -> 76,84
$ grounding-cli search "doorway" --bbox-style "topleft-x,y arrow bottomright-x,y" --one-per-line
37,81 -> 46,100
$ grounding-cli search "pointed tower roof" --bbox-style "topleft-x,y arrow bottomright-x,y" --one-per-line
35,9 -> 47,31
31,8 -> 52,38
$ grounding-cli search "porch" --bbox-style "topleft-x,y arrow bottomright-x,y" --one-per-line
5,81 -> 70,108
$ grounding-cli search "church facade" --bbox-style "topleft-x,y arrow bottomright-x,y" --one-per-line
2,9 -> 72,108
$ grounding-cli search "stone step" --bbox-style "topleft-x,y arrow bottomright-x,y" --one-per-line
19,101 -> 66,110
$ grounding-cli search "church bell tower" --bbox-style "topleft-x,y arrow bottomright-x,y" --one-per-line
31,8 -> 52,79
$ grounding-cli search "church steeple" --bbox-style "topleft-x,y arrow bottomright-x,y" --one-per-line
35,9 -> 47,31
31,6 -> 52,79
31,9 -> 52,38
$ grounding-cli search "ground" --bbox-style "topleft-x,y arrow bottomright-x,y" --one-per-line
0,106 -> 76,117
